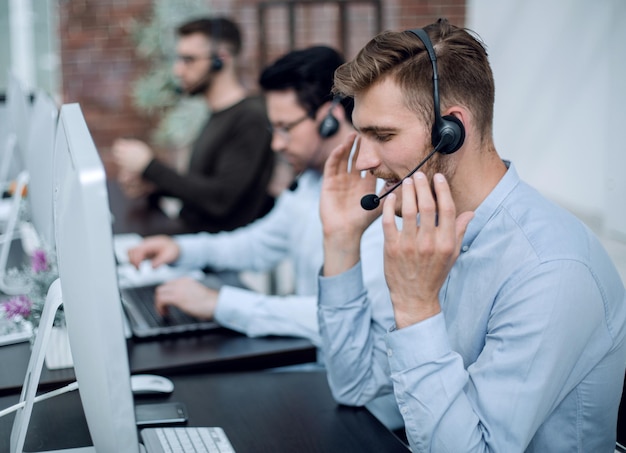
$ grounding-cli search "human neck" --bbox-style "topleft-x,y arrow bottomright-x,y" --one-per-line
205,74 -> 247,111
449,141 -> 507,214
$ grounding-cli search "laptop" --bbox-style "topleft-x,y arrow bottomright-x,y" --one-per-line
113,234 -> 240,339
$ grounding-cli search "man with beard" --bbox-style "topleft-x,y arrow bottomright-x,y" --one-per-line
317,18 -> 626,452
113,17 -> 275,233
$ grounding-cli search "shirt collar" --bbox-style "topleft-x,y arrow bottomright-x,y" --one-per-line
460,160 -> 519,252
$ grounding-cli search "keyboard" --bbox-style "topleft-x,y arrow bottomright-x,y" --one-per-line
141,427 -> 236,453
122,284 -> 201,327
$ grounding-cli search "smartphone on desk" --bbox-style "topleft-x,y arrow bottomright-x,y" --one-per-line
135,402 -> 188,427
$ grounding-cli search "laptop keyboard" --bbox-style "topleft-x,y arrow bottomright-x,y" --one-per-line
122,285 -> 200,327
142,427 -> 236,453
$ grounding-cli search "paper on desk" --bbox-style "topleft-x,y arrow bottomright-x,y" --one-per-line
117,261 -> 204,289
113,233 -> 143,264
0,198 -> 12,222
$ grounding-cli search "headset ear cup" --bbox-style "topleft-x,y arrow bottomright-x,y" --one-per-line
318,113 -> 339,138
436,115 -> 465,154
211,55 -> 224,72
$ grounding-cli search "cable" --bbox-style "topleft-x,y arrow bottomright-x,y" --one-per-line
0,381 -> 79,418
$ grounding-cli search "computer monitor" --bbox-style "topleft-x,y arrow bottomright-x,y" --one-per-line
10,103 -> 141,452
23,89 -> 58,249
4,72 -> 31,181
0,81 -> 46,295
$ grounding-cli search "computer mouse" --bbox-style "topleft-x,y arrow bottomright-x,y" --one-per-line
130,374 -> 175,395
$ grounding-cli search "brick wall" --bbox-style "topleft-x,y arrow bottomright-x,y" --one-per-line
58,0 -> 465,176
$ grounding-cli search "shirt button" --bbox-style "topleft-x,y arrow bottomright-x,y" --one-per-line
461,245 -> 469,252
387,349 -> 393,357
401,407 -> 409,415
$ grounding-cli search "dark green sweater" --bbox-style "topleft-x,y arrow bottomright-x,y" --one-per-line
143,96 -> 275,233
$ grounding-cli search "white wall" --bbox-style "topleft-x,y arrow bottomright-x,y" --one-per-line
467,0 -> 626,240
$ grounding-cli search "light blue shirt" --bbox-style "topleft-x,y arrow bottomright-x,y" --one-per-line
318,163 -> 626,452
175,170 -> 392,348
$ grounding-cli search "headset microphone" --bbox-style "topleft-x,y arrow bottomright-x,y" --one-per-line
360,148 -> 438,210
360,27 -> 465,211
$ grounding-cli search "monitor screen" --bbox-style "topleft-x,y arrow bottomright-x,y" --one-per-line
24,90 -> 58,249
52,103 -> 140,451
6,72 -> 31,175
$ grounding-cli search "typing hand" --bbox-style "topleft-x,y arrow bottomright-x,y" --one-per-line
128,235 -> 181,269
117,169 -> 156,199
112,138 -> 154,174
382,172 -> 473,329
154,277 -> 219,320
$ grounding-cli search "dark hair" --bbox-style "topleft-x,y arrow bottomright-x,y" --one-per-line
259,46 -> 353,121
333,18 -> 494,142
177,17 -> 242,56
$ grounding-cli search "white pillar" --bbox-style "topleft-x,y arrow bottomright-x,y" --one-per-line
9,0 -> 36,90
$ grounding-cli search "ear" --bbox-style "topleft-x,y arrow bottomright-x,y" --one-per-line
442,107 -> 469,132
440,106 -> 472,154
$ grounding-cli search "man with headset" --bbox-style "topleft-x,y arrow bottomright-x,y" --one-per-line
126,46 -> 395,362
317,18 -> 626,451
126,48 -> 402,429
112,17 -> 275,233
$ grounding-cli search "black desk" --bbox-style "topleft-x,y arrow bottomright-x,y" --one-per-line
0,370 -> 409,453
0,331 -> 316,396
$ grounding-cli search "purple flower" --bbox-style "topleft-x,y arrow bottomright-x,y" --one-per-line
32,249 -> 48,273
1,295 -> 33,320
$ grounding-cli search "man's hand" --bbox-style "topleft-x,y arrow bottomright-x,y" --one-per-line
128,235 -> 181,269
320,134 -> 381,276
382,172 -> 474,328
118,169 -> 156,199
154,277 -> 219,319
112,138 -> 154,174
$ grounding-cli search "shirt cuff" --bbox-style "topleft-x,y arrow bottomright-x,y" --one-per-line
174,233 -> 209,268
385,312 -> 452,373
213,285 -> 258,333
318,261 -> 365,308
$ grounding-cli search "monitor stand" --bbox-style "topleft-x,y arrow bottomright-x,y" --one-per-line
9,278 -> 95,453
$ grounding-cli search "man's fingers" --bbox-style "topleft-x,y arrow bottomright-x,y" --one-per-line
323,133 -> 357,176
382,193 -> 399,239
400,178 -> 418,232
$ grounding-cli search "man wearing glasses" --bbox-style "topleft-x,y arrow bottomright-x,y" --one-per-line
126,46 -> 401,430
112,17 -> 275,234
126,46 -> 395,365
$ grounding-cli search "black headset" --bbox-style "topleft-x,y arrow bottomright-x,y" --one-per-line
318,96 -> 342,138
210,54 -> 224,72
408,28 -> 465,155
210,18 -> 224,72
360,28 -> 466,210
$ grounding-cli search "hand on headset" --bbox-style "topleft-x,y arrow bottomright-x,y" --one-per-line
381,172 -> 474,329
320,133 -> 381,277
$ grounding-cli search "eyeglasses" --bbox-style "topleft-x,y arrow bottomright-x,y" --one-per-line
175,54 -> 211,65
268,114 -> 310,140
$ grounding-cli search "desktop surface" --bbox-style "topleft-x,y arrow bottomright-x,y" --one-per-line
0,370 -> 409,453
0,331 -> 316,396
